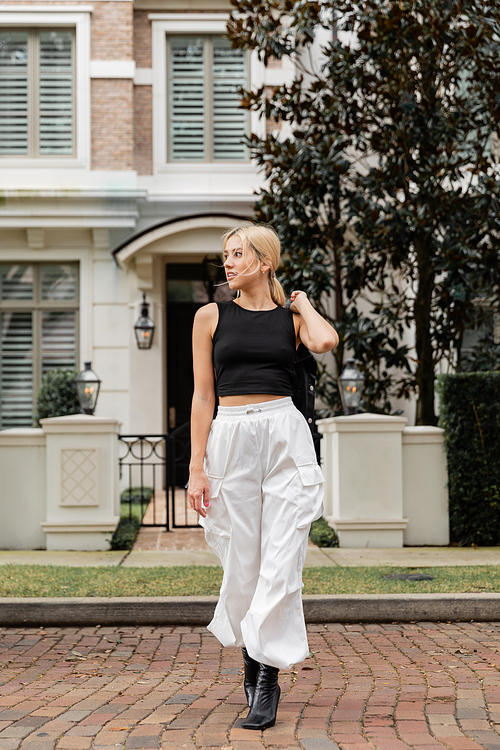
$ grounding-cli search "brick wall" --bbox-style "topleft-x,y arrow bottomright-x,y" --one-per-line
133,11 -> 153,175
134,11 -> 152,69
91,2 -> 133,61
90,2 -> 134,170
134,86 -> 153,175
91,80 -> 134,170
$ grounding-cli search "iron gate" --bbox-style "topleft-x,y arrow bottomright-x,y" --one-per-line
118,422 -> 197,530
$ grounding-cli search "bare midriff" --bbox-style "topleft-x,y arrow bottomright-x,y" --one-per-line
218,394 -> 288,406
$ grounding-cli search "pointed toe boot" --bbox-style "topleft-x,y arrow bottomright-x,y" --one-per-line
242,647 -> 260,707
241,663 -> 280,730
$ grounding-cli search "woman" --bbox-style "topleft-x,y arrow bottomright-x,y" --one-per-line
188,223 -> 338,730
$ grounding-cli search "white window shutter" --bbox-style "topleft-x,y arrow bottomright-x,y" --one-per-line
0,31 -> 29,155
0,264 -> 34,301
41,311 -> 77,376
169,37 -> 205,160
0,264 -> 78,428
212,38 -> 247,161
0,311 -> 34,429
38,30 -> 74,155
41,264 -> 78,301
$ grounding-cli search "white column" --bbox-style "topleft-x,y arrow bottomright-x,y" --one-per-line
402,426 -> 449,546
40,414 -> 121,551
317,414 -> 408,547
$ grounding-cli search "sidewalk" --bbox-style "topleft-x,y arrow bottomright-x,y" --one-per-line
1,525 -> 500,568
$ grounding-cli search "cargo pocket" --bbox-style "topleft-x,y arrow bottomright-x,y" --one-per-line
201,474 -> 231,567
208,474 -> 223,502
295,462 -> 325,530
297,463 -> 324,488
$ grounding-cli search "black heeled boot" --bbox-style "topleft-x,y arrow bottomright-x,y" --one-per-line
242,647 -> 259,707
241,662 -> 280,730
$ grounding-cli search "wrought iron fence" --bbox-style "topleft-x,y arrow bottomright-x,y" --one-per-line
118,424 -> 197,531
169,421 -> 194,527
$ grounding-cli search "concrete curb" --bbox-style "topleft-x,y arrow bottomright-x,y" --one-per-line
2,594 -> 500,627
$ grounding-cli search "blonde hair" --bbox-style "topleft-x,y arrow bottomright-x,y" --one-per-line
222,223 -> 286,307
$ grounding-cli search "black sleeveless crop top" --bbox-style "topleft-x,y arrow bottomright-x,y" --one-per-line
213,301 -> 297,397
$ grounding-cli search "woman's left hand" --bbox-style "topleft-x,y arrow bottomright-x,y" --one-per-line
290,290 -> 308,313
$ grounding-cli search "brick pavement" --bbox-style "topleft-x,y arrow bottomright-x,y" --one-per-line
132,526 -> 317,553
1,623 -> 500,750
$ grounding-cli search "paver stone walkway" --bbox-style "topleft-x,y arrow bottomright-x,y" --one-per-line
2,622 -> 500,750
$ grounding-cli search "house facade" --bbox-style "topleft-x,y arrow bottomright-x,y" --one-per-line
0,0 -> 304,434
0,1 -> 458,553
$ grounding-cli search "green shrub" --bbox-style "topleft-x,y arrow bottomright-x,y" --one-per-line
437,372 -> 500,546
109,517 -> 141,551
36,368 -> 80,425
120,486 -> 154,504
110,500 -> 150,550
309,517 -> 339,547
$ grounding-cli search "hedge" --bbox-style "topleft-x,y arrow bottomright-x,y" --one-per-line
309,517 -> 339,547
437,372 -> 500,546
110,499 -> 151,551
109,517 -> 142,551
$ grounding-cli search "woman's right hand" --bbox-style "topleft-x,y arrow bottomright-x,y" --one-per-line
188,469 -> 210,518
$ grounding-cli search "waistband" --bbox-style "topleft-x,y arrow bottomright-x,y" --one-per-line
216,396 -> 295,420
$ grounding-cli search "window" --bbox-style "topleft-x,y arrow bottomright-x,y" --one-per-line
461,304 -> 500,353
0,264 -> 79,429
0,28 -> 75,157
167,36 -> 248,161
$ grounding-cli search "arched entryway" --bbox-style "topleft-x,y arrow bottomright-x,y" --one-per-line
113,213 -> 248,435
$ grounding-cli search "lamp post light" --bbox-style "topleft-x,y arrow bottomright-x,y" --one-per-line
134,293 -> 155,350
338,358 -> 365,415
75,361 -> 101,415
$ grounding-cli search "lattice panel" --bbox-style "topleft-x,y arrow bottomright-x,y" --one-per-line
60,449 -> 98,506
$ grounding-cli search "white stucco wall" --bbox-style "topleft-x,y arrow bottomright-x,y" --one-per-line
0,429 -> 46,549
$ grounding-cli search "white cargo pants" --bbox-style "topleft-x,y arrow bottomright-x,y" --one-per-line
199,397 -> 324,670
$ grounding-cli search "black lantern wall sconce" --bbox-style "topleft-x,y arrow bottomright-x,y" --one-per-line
134,293 -> 155,350
75,362 -> 101,415
338,358 -> 365,415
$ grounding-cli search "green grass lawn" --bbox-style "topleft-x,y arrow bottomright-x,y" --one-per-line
0,564 -> 498,597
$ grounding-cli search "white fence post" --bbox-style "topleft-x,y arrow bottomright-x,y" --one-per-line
402,426 -> 449,546
317,415 -> 450,548
0,428 -> 47,549
317,414 -> 408,547
40,414 -> 121,551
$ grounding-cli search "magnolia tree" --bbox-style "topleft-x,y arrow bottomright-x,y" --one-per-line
227,0 -> 500,424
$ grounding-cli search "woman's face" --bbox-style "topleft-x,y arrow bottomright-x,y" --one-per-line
223,234 -> 259,290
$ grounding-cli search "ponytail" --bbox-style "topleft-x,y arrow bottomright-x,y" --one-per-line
268,273 -> 286,307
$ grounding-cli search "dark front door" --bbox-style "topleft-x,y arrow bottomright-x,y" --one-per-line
166,264 -> 204,432
166,300 -> 200,431
166,260 -> 232,433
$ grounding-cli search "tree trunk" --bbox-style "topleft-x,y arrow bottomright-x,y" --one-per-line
414,238 -> 438,425
331,238 -> 344,378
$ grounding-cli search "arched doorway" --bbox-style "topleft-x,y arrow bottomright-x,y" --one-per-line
113,212 -> 248,434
